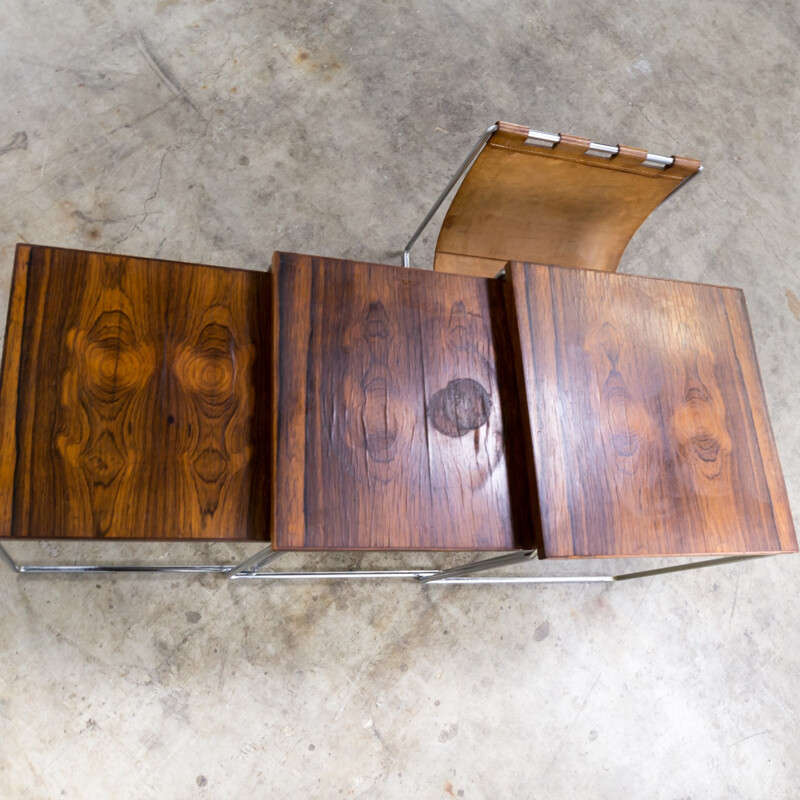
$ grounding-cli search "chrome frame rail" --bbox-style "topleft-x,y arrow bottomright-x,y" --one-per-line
226,551 -> 772,584
418,549 -> 536,583
425,554 -> 772,584
0,541 -> 247,575
226,544 -> 283,579
227,547 -> 533,582
0,542 -> 771,584
403,123 -> 498,268
231,570 -> 441,581
402,123 -> 702,269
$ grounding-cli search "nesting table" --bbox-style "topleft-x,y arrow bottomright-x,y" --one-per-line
0,244 -> 795,582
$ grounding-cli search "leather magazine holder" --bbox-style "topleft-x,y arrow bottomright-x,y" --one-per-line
433,121 -> 701,278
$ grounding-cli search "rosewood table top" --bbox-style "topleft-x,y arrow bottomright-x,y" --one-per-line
0,244 -> 271,540
271,251 -> 533,550
0,245 -> 794,559
504,260 -> 797,558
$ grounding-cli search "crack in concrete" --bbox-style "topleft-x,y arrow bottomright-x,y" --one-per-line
111,148 -> 170,248
134,30 -> 199,113
0,131 -> 28,157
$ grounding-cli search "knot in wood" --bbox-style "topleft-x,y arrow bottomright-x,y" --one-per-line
429,378 -> 492,438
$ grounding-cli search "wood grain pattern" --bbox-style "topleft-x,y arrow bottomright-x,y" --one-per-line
0,244 -> 271,540
504,260 -> 797,558
272,252 -> 533,550
434,121 -> 701,279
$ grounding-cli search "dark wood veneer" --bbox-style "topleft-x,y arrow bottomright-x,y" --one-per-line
504,260 -> 797,558
2,246 -> 793,557
272,252 -> 533,550
0,245 -> 271,540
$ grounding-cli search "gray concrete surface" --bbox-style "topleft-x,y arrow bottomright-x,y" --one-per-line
1,0 -> 799,797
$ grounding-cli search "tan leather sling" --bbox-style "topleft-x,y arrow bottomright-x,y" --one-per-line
431,121 -> 701,278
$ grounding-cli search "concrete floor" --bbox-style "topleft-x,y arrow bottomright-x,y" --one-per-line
1,0 -> 799,796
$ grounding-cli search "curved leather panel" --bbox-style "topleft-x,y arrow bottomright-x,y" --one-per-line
434,121 -> 701,277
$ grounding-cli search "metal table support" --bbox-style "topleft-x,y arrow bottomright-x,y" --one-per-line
0,542 -> 772,584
